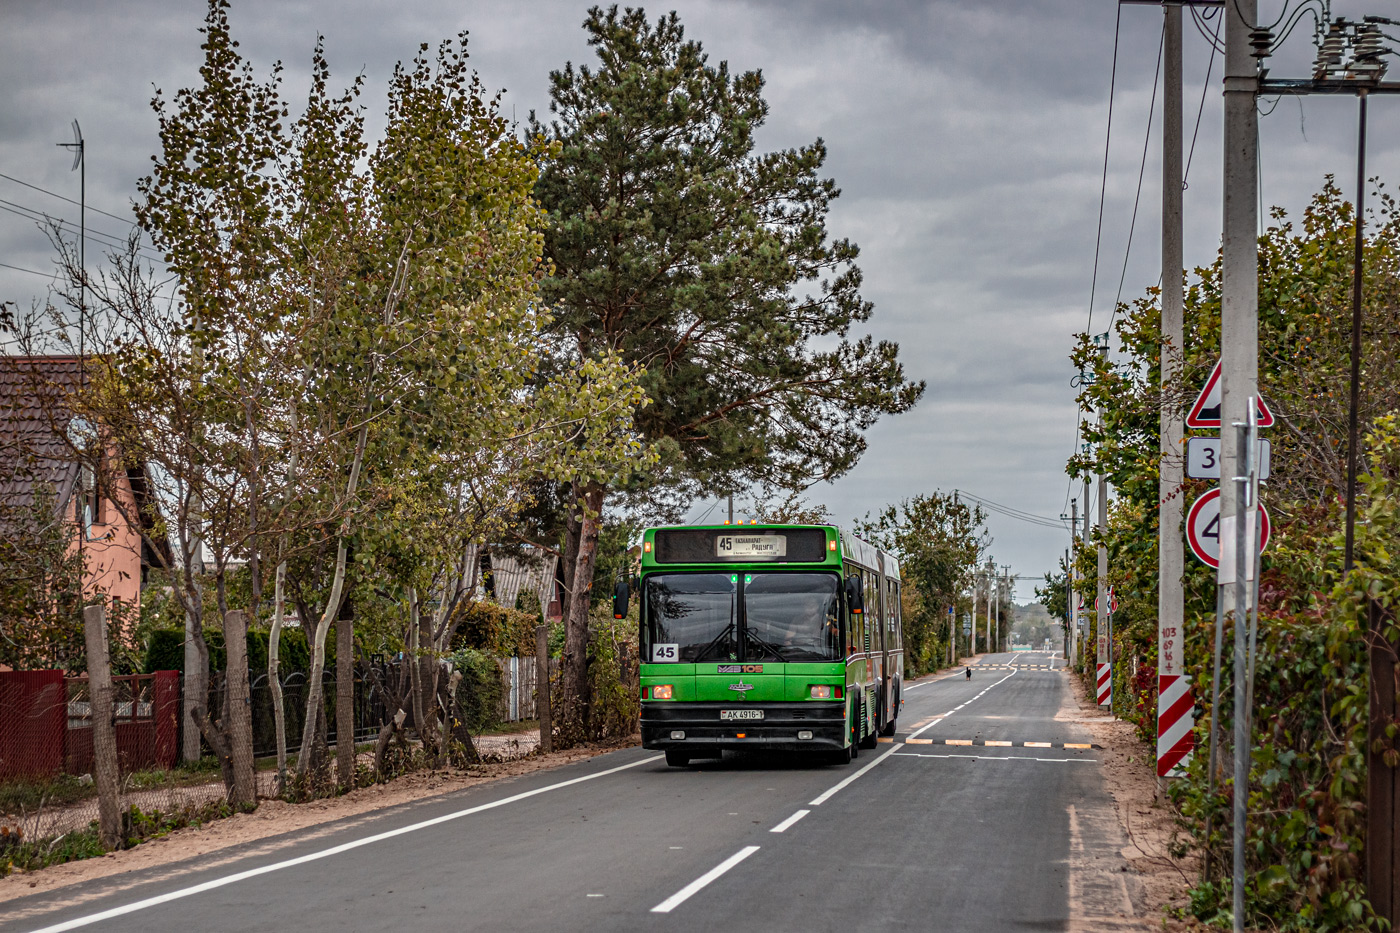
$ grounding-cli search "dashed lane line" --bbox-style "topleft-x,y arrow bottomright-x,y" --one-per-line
769,810 -> 810,833
650,846 -> 761,914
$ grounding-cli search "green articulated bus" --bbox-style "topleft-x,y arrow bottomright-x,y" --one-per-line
628,523 -> 904,767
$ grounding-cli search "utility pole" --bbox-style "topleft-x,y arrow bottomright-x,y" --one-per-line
984,563 -> 993,656
993,569 -> 1001,655
969,576 -> 978,661
1220,0 -> 1259,927
727,494 -> 734,524
1070,498 -> 1079,663
1096,469 -> 1109,708
1065,547 -> 1072,658
1157,0 -> 1193,780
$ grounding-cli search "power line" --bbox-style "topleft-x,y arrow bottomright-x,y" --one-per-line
1086,2 -> 1124,338
956,490 -> 1070,531
0,260 -> 54,278
1184,8 -> 1222,186
1109,21 -> 1167,331
1069,3 -> 1126,515
0,197 -> 162,262
0,171 -> 136,227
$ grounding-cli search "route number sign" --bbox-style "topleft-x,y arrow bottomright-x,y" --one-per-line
1186,488 -> 1271,569
1186,436 -> 1271,481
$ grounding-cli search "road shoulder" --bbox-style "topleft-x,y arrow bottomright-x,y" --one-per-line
1061,672 -> 1198,928
0,738 -> 635,907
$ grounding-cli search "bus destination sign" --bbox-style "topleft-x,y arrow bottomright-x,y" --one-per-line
716,534 -> 787,558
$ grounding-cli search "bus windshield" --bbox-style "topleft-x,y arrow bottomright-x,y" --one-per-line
743,573 -> 841,662
646,573 -> 737,662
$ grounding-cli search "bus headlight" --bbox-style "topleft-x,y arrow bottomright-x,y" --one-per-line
651,684 -> 673,700
810,685 -> 841,699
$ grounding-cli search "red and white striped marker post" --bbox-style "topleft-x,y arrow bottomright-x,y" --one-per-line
1095,589 -> 1117,708
1156,620 -> 1194,777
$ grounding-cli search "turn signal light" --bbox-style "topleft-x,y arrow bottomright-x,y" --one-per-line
651,684 -> 673,700
828,540 -> 837,551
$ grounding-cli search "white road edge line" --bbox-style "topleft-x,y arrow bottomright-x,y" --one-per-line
650,846 -> 761,913
769,809 -> 811,833
26,755 -> 665,933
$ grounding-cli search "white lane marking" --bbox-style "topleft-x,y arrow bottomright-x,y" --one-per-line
807,667 -> 1021,809
894,752 -> 1098,763
808,744 -> 902,806
650,846 -> 761,913
27,755 -> 665,933
769,809 -> 810,833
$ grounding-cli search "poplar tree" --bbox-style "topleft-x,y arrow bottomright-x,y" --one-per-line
533,6 -> 924,743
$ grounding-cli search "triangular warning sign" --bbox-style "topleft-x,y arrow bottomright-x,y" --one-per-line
1185,360 -> 1274,429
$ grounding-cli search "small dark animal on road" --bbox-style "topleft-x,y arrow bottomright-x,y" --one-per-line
965,667 -> 972,679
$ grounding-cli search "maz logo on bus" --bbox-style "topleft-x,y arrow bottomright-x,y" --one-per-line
718,664 -> 764,674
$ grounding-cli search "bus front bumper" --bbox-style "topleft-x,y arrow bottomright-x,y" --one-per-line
641,701 -> 847,752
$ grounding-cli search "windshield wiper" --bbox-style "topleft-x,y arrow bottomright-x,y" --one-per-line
693,620 -> 737,661
745,628 -> 789,662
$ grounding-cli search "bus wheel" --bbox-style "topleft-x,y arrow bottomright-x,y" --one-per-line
880,694 -> 899,736
665,750 -> 691,768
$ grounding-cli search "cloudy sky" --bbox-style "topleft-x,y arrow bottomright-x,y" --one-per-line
2,1 -> 1395,600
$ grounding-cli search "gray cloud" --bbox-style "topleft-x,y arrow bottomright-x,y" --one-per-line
3,0 -> 1396,600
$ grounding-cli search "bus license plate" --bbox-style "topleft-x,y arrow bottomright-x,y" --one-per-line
720,710 -> 764,721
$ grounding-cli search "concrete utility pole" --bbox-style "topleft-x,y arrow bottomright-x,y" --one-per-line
1096,470 -> 1108,707
1070,498 -> 1079,663
969,576 -> 978,660
984,564 -> 993,655
1157,0 -> 1192,778
1220,0 -> 1259,927
1065,547 -> 1072,658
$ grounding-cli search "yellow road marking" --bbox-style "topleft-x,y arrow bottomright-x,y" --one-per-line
984,740 -> 1011,747
945,739 -> 973,746
906,738 -> 933,744
1025,742 -> 1052,748
876,737 -> 894,743
1064,743 -> 1092,749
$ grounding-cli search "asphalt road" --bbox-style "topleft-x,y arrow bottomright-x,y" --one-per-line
5,651 -> 1149,933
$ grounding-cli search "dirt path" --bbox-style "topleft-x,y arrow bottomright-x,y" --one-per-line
1060,670 -> 1207,930
0,735 -> 630,905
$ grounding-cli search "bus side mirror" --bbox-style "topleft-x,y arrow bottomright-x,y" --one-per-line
613,579 -> 630,620
845,575 -> 864,615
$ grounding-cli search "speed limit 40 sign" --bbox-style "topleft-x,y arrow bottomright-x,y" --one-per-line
1186,487 -> 1271,568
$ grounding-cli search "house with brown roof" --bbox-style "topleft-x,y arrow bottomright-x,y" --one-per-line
0,355 -> 163,630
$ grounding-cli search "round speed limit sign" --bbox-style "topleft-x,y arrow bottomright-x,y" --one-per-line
1186,487 -> 1271,568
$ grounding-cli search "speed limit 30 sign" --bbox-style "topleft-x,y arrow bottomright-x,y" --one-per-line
1186,487 -> 1271,568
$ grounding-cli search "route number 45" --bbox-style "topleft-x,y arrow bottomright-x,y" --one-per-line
653,643 -> 679,662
